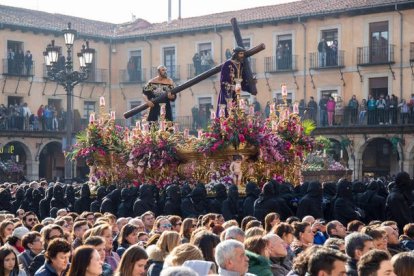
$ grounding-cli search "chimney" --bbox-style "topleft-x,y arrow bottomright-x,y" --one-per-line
168,0 -> 172,23
178,0 -> 181,19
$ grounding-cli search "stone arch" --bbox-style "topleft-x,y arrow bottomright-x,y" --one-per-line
1,140 -> 33,179
38,140 -> 64,181
359,137 -> 400,177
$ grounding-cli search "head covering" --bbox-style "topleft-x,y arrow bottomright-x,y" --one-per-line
183,260 -> 215,275
12,226 -> 29,240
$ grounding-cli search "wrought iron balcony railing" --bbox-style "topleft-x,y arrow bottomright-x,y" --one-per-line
264,55 -> 297,73
119,68 -> 147,84
357,44 -> 395,65
3,59 -> 35,76
309,50 -> 345,69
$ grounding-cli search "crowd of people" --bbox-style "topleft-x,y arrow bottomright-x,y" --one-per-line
0,104 -> 65,131
0,172 -> 413,275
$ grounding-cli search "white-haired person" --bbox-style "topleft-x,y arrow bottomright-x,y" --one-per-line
215,239 -> 254,276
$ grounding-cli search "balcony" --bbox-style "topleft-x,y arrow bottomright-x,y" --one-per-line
151,65 -> 180,81
119,68 -> 147,84
2,59 -> 35,76
264,55 -> 297,73
309,51 -> 345,69
357,44 -> 395,66
186,62 -> 217,79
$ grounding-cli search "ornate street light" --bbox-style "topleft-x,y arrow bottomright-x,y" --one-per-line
44,22 -> 95,182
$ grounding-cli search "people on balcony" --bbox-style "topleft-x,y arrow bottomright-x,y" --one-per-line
319,95 -> 328,126
348,95 -> 359,125
317,38 -> 328,67
24,50 -> 33,75
327,96 -> 336,126
192,53 -> 202,76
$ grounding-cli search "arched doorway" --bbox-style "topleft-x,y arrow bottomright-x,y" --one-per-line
38,142 -> 65,181
362,138 -> 398,177
0,141 -> 30,182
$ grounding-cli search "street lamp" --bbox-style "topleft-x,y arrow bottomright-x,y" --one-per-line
44,22 -> 95,182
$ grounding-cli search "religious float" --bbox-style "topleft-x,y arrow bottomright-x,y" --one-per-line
68,86 -> 326,194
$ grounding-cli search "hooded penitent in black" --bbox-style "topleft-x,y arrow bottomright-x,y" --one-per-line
254,181 -> 280,222
243,182 -> 260,217
90,186 -> 107,213
386,172 -> 414,232
39,186 -> 53,219
11,188 -> 24,214
50,184 -> 66,210
222,184 -> 242,221
118,188 -> 134,218
100,188 -> 121,214
333,179 -> 362,226
296,181 -> 324,219
163,184 -> 182,216
358,180 -> 385,223
133,184 -> 157,217
74,184 -> 92,214
181,183 -> 208,218
209,183 -> 227,214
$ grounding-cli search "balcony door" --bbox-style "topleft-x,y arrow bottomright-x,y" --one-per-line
128,50 -> 142,82
163,47 -> 176,79
370,21 -> 388,63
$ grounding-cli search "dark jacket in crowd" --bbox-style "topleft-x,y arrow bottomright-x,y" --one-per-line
386,172 -> 414,232
333,179 -> 362,226
74,184 -> 92,214
29,252 -> 45,276
180,183 -> 208,218
296,181 -> 324,219
358,180 -> 386,223
133,184 -> 157,217
31,189 -> 43,217
243,182 -> 260,217
20,188 -> 33,212
90,186 -> 107,213
163,184 -> 182,216
64,185 -> 76,211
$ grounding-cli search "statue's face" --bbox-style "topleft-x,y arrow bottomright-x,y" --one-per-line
236,51 -> 245,62
158,67 -> 168,78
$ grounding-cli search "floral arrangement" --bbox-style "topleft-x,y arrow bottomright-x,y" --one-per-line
67,118 -> 126,166
126,125 -> 181,170
195,104 -> 263,154
0,160 -> 25,183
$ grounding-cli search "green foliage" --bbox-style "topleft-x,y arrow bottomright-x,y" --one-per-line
302,119 -> 316,136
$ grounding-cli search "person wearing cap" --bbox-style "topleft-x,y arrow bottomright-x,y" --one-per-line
217,46 -> 253,117
5,226 -> 30,255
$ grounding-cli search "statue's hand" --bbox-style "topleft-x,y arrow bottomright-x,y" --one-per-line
167,92 -> 176,100
147,101 -> 155,108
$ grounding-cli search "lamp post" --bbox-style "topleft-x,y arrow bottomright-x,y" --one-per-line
44,22 -> 95,182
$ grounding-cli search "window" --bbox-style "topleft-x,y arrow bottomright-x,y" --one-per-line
83,101 -> 96,118
163,47 -> 177,79
276,34 -> 292,70
274,92 -> 292,105
369,21 -> 389,63
242,38 -> 251,50
48,99 -> 62,112
129,101 -> 142,126
369,77 -> 388,99
198,42 -> 214,73
198,97 -> 213,129
7,96 -> 23,107
86,51 -> 97,82
127,50 -> 142,82
6,40 -> 24,75
321,29 -> 338,66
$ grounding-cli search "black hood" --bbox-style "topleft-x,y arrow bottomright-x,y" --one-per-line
352,181 -> 366,194
367,180 -> 379,191
120,188 -> 131,201
261,181 -> 275,197
323,182 -> 337,198
15,188 -> 25,201
307,181 -> 322,197
139,184 -> 153,199
53,185 -> 64,200
214,183 -> 227,199
166,184 -> 181,201
81,184 -> 91,198
191,183 -> 207,203
96,187 -> 107,201
228,185 -> 239,201
32,189 -> 43,203
24,188 -> 33,201
107,189 -> 121,203
0,189 -> 10,201
181,184 -> 192,198
245,182 -> 260,197
336,179 -> 353,198
395,172 -> 411,191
